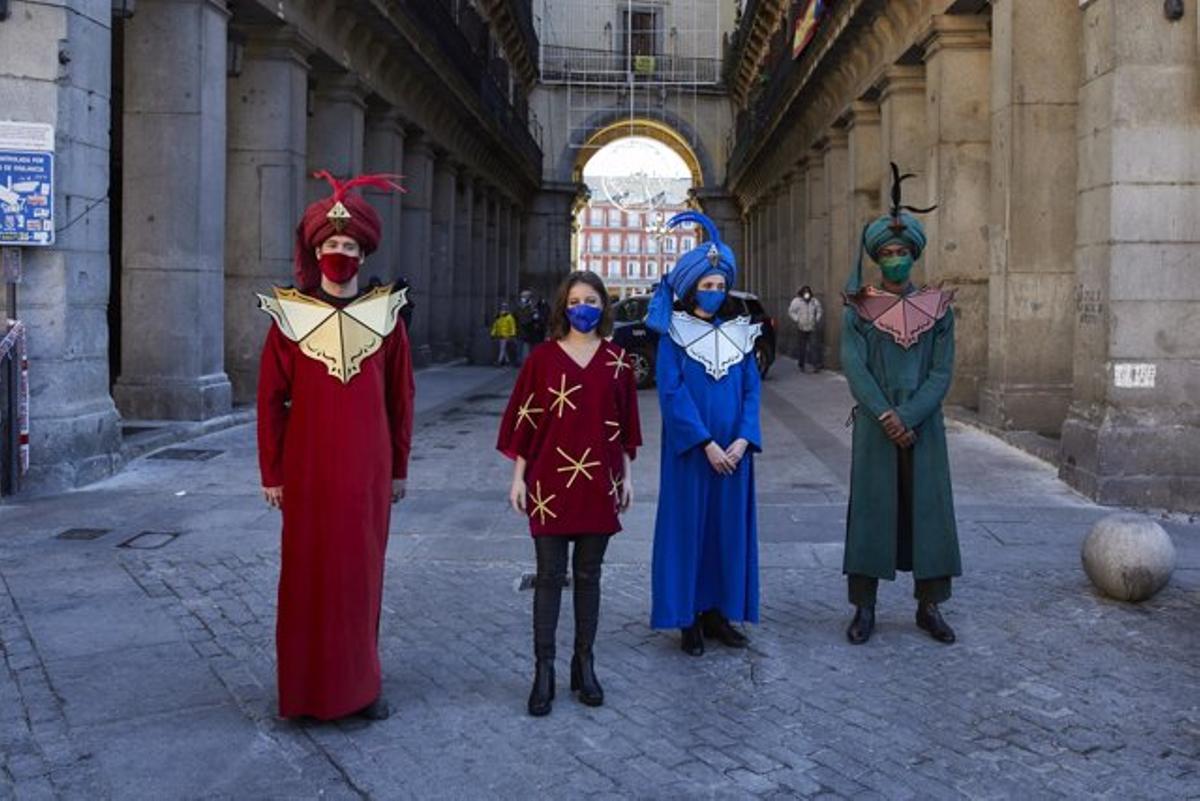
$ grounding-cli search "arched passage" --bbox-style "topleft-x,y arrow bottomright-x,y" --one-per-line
572,118 -> 705,187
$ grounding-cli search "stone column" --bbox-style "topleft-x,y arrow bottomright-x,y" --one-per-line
821,128 -> 850,369
762,191 -> 778,315
805,152 -> 829,311
527,183 -> 577,297
1060,0 -> 1200,511
486,190 -> 501,317
920,15 -> 991,407
468,180 -> 492,364
362,109 -> 406,288
115,0 -> 232,420
430,155 -> 458,360
497,198 -> 512,305
223,24 -> 311,404
305,73 -> 365,202
980,0 -> 1080,433
694,190 -> 743,268
400,131 -> 435,365
877,65 -> 929,285
845,100 -> 882,274
453,175 -> 475,353
508,205 -> 523,302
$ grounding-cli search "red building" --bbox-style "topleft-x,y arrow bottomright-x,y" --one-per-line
577,199 -> 697,299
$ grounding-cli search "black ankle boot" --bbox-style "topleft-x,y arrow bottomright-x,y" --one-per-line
680,618 -> 704,656
700,610 -> 749,648
570,650 -> 604,707
527,658 -> 555,716
916,603 -> 956,644
846,606 -> 875,644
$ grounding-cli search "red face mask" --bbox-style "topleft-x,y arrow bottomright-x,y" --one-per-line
318,252 -> 360,284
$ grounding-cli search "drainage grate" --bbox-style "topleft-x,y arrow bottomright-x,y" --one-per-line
56,528 -> 111,541
148,448 -> 224,462
118,531 -> 181,550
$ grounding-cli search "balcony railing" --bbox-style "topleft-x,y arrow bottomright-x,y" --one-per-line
541,45 -> 722,86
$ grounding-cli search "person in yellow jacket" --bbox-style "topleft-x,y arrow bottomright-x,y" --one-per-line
490,302 -> 518,366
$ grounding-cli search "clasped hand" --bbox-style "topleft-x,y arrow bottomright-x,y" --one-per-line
878,410 -> 917,449
705,438 -> 748,476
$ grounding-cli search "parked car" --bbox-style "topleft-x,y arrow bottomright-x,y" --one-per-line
611,290 -> 777,389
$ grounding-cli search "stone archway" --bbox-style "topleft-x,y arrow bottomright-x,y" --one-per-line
571,117 -> 706,187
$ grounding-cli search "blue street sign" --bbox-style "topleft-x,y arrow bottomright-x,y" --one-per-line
0,150 -> 54,246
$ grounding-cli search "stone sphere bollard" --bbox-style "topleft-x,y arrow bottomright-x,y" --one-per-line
1081,513 -> 1176,602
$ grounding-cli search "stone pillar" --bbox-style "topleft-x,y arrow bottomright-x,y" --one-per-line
920,15 -> 992,408
694,190 -> 743,267
2,0 -> 121,489
821,127 -> 850,369
1060,0 -> 1200,511
468,180 -> 492,364
305,74 -> 365,202
362,109 -> 406,288
805,152 -> 829,312
980,0 -> 1080,433
116,0 -> 232,420
508,205 -> 523,302
400,131 -> 435,364
453,175 -> 475,353
430,155 -> 458,360
223,24 -> 311,404
763,191 -> 778,315
497,198 -> 512,305
527,183 -> 577,297
486,190 -> 501,316
877,65 -> 929,284
845,100 -> 882,274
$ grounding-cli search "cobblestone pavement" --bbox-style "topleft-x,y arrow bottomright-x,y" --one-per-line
1,364 -> 1197,800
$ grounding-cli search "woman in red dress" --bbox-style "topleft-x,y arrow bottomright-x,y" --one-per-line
497,271 -> 642,716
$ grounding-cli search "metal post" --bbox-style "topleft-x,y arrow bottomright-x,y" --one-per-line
1,246 -> 19,497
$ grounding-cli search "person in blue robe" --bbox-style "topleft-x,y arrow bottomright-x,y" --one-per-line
646,212 -> 763,656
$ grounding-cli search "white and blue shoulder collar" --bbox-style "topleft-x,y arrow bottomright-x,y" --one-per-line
667,311 -> 762,380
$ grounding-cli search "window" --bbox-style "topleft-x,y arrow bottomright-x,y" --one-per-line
629,212 -> 642,228
646,261 -> 658,278
591,259 -> 603,274
646,238 -> 658,254
628,261 -> 640,278
608,260 -> 621,278
609,209 -> 622,227
589,234 -> 603,253
590,208 -> 604,226
663,260 -> 674,273
626,235 -> 640,254
665,237 -> 677,253
681,237 -> 694,251
608,233 -> 621,253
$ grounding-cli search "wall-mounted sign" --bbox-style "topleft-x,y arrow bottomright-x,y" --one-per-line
1113,362 -> 1156,389
0,122 -> 55,247
792,0 -> 827,60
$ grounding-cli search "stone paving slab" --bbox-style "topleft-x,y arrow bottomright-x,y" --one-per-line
0,364 -> 1197,800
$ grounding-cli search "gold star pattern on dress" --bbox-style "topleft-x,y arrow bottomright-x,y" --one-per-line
608,470 -> 623,501
605,420 -> 621,442
556,446 -> 601,488
515,393 -> 543,431
605,349 -> 631,379
548,373 -> 582,418
529,481 -> 558,525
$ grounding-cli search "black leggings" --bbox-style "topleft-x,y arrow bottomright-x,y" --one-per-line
532,535 -> 610,660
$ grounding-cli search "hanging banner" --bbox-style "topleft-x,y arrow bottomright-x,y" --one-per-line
792,0 -> 826,60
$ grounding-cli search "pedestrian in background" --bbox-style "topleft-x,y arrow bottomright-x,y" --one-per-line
788,285 -> 823,372
515,288 -> 548,365
490,302 -> 517,366
497,270 -> 641,717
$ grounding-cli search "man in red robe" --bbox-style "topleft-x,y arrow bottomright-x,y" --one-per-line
256,172 -> 413,721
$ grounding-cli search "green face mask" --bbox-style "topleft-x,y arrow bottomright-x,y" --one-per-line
879,254 -> 914,284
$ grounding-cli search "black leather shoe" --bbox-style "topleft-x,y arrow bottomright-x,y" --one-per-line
846,606 -> 875,645
357,696 -> 391,720
570,650 -> 604,707
680,620 -> 704,656
701,610 -> 749,648
916,603 -> 956,644
527,658 -> 555,716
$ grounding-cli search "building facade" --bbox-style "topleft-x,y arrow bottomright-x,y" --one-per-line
0,0 -> 553,493
725,0 -> 1200,512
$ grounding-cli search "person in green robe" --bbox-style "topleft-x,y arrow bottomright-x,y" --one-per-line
839,197 -> 961,646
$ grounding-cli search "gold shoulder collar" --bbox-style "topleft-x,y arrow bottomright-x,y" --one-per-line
256,284 -> 408,384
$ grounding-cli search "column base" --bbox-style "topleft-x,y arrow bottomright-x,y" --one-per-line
411,344 -> 433,369
113,373 -> 233,421
1060,408 -> 1200,513
20,402 -> 123,495
979,381 -> 1072,435
468,328 -> 495,366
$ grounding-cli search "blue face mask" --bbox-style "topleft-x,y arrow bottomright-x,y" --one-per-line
695,290 -> 726,315
566,303 -> 602,333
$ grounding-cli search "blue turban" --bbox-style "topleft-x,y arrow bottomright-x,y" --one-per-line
844,212 -> 928,293
645,211 -> 737,334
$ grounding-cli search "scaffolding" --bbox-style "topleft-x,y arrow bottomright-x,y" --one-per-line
536,0 -> 726,168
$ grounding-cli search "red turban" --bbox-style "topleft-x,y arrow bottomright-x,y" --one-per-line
294,171 -> 405,290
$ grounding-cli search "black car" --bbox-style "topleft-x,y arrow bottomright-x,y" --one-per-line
611,290 -> 777,389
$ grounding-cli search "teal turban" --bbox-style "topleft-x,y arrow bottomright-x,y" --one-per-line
844,212 -> 927,293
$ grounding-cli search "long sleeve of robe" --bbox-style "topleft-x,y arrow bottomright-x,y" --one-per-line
256,310 -> 414,720
651,326 -> 761,629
